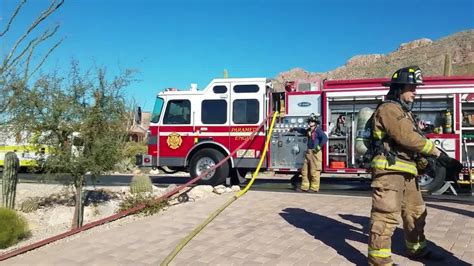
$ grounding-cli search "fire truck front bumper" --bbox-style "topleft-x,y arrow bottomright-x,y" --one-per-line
135,154 -> 153,167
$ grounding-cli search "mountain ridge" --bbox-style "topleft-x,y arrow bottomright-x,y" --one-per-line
273,29 -> 474,91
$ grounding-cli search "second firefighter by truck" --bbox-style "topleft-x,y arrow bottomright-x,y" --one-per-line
291,113 -> 328,192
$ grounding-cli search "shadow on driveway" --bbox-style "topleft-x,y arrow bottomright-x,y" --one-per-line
280,208 -> 470,265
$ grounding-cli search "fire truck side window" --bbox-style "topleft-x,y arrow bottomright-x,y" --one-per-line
202,100 -> 227,124
233,99 -> 259,124
163,100 -> 191,124
233,85 -> 259,93
213,86 -> 227,94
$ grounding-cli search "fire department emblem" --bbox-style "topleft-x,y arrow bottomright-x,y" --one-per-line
167,132 -> 182,149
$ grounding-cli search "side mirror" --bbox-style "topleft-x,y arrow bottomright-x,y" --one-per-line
134,106 -> 142,125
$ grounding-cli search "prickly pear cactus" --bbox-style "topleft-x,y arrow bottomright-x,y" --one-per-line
130,175 -> 153,194
2,152 -> 20,209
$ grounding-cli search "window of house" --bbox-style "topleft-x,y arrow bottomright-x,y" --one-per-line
163,100 -> 191,124
233,99 -> 259,124
202,100 -> 227,124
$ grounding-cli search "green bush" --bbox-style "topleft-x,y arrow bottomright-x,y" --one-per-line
0,207 -> 30,248
122,141 -> 147,164
118,194 -> 168,216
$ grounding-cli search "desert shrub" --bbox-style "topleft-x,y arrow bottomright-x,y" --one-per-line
122,141 -> 147,164
113,141 -> 148,173
0,207 -> 30,248
118,193 -> 168,216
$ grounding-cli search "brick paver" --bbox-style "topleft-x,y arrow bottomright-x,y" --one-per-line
2,191 -> 473,265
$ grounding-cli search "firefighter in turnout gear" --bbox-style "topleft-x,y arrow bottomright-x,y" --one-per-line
367,66 -> 456,265
291,113 -> 328,192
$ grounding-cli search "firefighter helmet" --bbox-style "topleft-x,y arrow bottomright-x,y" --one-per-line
382,66 -> 424,87
307,113 -> 318,123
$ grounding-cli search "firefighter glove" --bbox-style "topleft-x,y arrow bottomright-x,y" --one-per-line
416,157 -> 429,171
438,153 -> 463,175
313,145 -> 321,154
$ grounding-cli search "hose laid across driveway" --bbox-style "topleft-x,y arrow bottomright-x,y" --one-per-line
160,111 -> 279,265
0,113 -> 273,262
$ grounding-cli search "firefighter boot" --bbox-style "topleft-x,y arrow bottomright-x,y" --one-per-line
290,174 -> 301,189
407,248 -> 445,262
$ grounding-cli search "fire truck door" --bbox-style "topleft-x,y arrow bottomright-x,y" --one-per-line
160,99 -> 194,167
198,83 -> 231,150
229,82 -> 265,169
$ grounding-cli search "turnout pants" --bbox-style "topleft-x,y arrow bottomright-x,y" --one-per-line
301,149 -> 322,191
368,172 -> 427,265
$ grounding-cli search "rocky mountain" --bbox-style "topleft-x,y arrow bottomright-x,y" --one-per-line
273,30 -> 474,91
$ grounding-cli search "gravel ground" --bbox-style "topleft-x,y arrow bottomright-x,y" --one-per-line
0,182 -> 237,255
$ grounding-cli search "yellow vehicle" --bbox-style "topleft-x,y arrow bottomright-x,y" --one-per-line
0,129 -> 50,171
0,144 -> 49,171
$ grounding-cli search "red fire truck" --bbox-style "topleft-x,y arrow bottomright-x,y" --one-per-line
136,75 -> 474,192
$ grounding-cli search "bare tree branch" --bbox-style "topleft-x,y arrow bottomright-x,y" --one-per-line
2,0 -> 64,71
5,24 -> 60,72
29,38 -> 63,78
0,0 -> 27,37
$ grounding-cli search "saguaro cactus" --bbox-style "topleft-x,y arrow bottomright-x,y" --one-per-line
2,152 -> 20,209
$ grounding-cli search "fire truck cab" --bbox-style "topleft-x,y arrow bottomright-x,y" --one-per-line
140,78 -> 270,185
137,75 -> 474,193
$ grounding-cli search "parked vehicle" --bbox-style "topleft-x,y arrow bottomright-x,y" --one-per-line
136,75 -> 474,192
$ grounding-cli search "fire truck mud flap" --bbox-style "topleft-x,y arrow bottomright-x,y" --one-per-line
189,148 -> 229,186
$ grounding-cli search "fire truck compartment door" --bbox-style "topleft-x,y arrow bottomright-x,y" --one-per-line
287,93 -> 321,116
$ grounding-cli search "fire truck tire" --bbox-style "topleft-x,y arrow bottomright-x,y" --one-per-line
418,164 -> 446,192
190,148 -> 229,186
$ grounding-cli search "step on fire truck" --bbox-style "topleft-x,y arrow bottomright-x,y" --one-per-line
135,75 -> 474,193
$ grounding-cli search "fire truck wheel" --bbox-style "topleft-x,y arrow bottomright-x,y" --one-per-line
418,164 -> 446,192
190,148 -> 229,186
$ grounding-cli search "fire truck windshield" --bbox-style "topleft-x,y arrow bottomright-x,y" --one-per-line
151,97 -> 164,123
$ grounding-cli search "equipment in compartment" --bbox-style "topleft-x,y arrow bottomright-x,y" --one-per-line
445,109 -> 453,133
334,115 -> 347,136
327,97 -> 383,170
329,161 -> 345,168
354,107 -> 374,157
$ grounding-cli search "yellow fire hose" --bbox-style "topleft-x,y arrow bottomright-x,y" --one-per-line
161,111 -> 279,265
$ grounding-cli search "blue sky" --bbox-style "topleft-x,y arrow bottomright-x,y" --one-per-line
2,0 -> 473,111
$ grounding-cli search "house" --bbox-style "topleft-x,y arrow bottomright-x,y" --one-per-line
129,112 -> 151,142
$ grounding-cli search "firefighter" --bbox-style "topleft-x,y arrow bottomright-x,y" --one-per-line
291,113 -> 328,192
368,66 -> 462,265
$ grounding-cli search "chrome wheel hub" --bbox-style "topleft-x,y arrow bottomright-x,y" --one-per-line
196,157 -> 216,180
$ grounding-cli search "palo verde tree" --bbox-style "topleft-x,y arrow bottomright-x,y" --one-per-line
9,61 -> 135,228
1,0 -> 64,120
